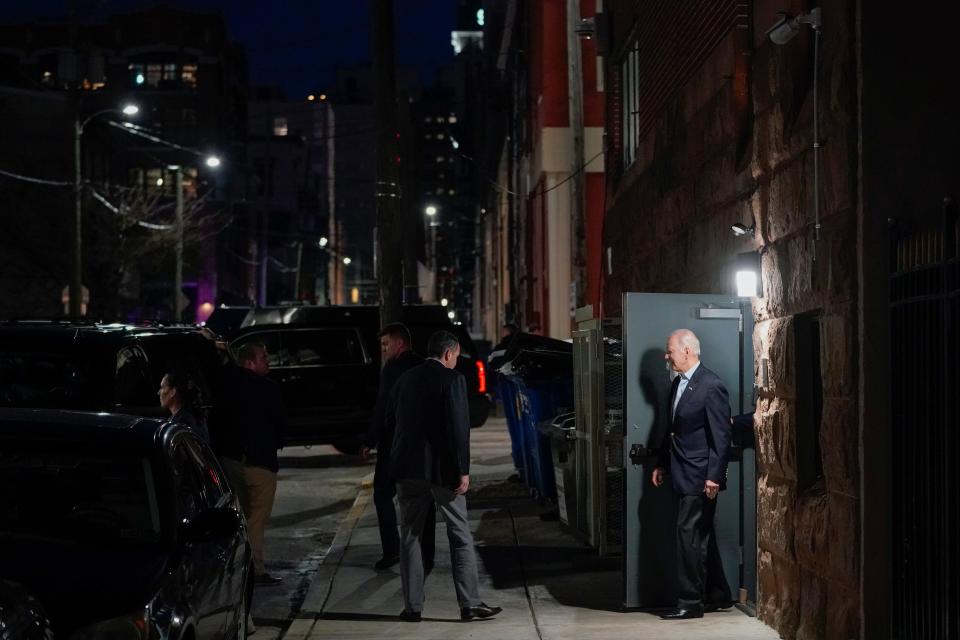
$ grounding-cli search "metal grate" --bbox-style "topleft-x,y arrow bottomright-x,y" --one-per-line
890,204 -> 959,640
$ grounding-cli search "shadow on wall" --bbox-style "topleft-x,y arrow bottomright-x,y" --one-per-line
637,347 -> 679,608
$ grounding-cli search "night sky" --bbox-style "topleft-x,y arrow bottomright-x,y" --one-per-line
0,0 -> 457,98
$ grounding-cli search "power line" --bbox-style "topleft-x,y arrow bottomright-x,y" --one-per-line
0,167 -> 73,187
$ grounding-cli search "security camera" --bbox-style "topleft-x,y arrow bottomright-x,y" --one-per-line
765,13 -> 801,45
574,17 -> 595,39
731,223 -> 755,238
767,8 -> 822,45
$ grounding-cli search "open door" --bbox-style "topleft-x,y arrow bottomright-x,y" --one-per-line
621,292 -> 756,611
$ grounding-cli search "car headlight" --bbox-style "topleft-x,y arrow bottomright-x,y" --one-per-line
68,608 -> 152,640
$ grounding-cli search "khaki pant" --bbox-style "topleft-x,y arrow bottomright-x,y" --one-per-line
243,465 -> 277,575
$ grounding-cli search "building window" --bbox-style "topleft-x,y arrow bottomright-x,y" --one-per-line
181,63 -> 198,88
273,117 -> 289,137
620,40 -> 639,168
162,63 -> 177,82
146,64 -> 162,87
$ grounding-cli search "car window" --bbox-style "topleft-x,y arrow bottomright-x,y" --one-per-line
0,440 -> 162,544
0,351 -> 80,407
172,441 -> 208,521
185,438 -> 226,508
116,346 -> 155,407
281,329 -> 366,366
230,331 -> 282,367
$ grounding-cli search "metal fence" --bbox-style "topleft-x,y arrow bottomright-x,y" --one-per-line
890,202 -> 959,639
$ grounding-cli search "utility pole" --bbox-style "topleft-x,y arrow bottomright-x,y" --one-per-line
173,167 -> 184,321
371,0 -> 403,326
71,117 -> 83,317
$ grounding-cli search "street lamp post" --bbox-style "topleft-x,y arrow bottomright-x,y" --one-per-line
71,103 -> 139,317
170,154 -> 220,321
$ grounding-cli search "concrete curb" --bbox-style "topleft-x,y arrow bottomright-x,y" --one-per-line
279,472 -> 374,639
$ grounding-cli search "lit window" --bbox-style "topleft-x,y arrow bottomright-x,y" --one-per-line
436,156 -> 445,163
436,117 -> 444,123
424,117 -> 431,123
273,117 -> 288,137
448,189 -> 456,196
181,64 -> 197,88
436,187 -> 444,194
162,63 -> 177,81
437,133 -> 445,140
146,64 -> 162,87
448,115 -> 457,123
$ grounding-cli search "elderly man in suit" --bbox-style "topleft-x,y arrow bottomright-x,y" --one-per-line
652,329 -> 733,619
386,330 -> 502,623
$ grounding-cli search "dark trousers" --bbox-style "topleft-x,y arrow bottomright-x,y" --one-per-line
676,494 -> 731,609
374,454 -> 435,562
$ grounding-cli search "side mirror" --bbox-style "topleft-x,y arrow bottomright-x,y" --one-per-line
182,507 -> 242,544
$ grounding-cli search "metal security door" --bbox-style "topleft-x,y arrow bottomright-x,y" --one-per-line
621,292 -> 756,610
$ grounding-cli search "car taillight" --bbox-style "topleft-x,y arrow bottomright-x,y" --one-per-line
475,359 -> 487,394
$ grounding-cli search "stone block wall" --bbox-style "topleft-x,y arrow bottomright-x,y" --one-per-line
602,2 -> 860,638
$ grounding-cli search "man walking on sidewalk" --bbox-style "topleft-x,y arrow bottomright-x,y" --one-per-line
652,329 -> 733,619
360,323 -> 435,572
387,330 -> 502,623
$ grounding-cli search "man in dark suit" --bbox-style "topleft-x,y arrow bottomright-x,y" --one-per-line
359,323 -> 434,572
652,329 -> 733,619
386,330 -> 502,623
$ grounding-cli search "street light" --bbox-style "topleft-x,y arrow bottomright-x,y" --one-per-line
343,256 -> 352,265
71,102 -> 139,316
425,205 -> 437,216
440,297 -> 449,307
171,157 -> 221,320
318,236 -> 329,248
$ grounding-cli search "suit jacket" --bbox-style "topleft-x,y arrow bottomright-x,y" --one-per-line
363,349 -> 425,449
387,359 -> 471,489
657,363 -> 732,496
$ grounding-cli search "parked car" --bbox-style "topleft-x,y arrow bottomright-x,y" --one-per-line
0,408 -> 252,639
0,321 -> 225,420
0,579 -> 53,640
228,305 -> 491,450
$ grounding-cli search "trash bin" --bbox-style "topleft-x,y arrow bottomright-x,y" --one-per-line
497,373 -> 526,482
503,345 -> 574,500
541,412 -> 577,525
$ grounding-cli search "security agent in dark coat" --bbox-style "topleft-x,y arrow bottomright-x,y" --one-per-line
652,329 -> 733,619
359,323 -> 433,572
386,330 -> 501,622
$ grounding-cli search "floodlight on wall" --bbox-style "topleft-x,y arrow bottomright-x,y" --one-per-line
735,250 -> 762,298
765,8 -> 821,45
731,222 -> 755,238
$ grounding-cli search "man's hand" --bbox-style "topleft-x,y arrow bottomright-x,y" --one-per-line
704,480 -> 719,500
652,467 -> 665,487
455,474 -> 470,495
359,445 -> 372,460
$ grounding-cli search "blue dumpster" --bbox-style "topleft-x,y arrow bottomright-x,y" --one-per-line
497,373 -> 527,482
501,346 -> 574,500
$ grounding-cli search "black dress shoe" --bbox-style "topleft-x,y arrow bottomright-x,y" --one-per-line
460,602 -> 502,621
399,609 -> 421,622
374,554 -> 400,570
704,600 -> 734,613
660,607 -> 704,619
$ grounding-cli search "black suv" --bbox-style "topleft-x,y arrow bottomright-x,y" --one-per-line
227,305 -> 491,449
0,321 -> 224,418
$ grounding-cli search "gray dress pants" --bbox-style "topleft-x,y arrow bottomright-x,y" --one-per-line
396,479 -> 481,612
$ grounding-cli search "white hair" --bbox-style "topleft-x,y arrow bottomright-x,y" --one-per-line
670,329 -> 701,356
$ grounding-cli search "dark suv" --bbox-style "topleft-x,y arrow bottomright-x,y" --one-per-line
0,321 -> 224,418
228,305 -> 490,449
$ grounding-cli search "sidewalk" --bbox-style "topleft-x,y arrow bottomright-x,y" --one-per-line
283,417 -> 780,640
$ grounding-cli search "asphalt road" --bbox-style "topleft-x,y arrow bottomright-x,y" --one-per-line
248,445 -> 374,639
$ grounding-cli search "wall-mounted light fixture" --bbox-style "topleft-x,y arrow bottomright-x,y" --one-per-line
731,222 -> 756,238
765,8 -> 821,45
736,250 -> 762,298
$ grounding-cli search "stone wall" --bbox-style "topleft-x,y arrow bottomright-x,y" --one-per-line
602,2 -> 860,638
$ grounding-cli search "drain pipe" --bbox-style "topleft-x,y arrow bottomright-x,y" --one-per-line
812,11 -> 823,260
